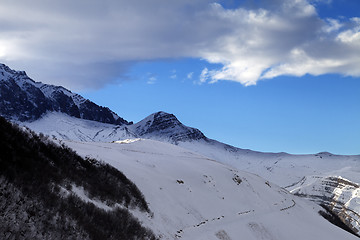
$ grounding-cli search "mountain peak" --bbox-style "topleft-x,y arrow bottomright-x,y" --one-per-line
0,63 -> 30,81
0,63 -> 129,125
153,110 -> 171,116
152,111 -> 180,123
131,111 -> 206,144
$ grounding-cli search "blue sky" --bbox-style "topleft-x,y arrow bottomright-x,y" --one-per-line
80,58 -> 360,155
0,0 -> 359,154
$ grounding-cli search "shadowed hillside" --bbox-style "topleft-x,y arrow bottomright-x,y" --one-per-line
0,116 -> 156,240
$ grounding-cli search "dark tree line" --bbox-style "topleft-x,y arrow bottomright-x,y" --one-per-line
0,116 -> 156,240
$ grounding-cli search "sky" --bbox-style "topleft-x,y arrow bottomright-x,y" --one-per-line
0,0 -> 359,154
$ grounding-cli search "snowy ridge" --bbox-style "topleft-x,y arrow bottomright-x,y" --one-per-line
0,63 -> 28,80
131,111 -> 206,143
177,140 -> 360,188
65,139 -> 358,240
37,83 -> 87,108
0,63 -> 128,124
23,112 -> 135,142
289,175 -> 360,235
1,63 -> 87,109
0,63 -> 85,106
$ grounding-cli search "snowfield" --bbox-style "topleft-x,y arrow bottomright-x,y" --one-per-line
22,112 -> 136,142
23,112 -> 360,189
22,112 -> 360,237
65,139 -> 358,240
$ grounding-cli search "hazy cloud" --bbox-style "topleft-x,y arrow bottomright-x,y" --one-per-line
170,69 -> 177,79
0,0 -> 359,89
187,72 -> 194,79
147,76 -> 157,85
146,72 -> 158,85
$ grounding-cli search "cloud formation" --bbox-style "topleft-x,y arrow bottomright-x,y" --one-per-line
0,0 -> 359,89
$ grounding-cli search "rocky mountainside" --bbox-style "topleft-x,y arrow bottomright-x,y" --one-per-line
0,63 -> 205,143
130,111 -> 207,144
0,63 -> 129,125
290,175 -> 360,235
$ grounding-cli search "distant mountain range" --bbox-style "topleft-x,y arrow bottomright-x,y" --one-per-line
1,62 -> 360,238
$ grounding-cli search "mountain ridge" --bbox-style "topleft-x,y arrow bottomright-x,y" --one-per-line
0,63 -> 129,125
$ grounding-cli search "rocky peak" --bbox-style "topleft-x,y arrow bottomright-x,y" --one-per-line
0,63 -> 130,125
149,111 -> 182,132
131,111 -> 206,144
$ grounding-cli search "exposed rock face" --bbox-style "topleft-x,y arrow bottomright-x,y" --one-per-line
290,176 -> 360,236
131,111 -> 206,143
0,63 -> 129,125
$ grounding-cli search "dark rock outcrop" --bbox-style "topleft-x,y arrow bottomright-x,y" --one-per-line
291,176 -> 360,237
0,63 -> 129,125
132,111 -> 206,143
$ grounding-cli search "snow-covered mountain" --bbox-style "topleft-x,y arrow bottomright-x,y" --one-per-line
64,138 -> 359,240
0,63 -> 129,125
2,63 -> 360,237
22,111 -> 360,189
22,111 -> 360,236
22,111 -> 207,144
131,111 -> 206,143
4,112 -> 358,239
23,112 -> 136,142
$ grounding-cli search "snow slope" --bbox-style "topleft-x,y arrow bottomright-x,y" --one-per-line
23,112 -> 135,142
64,139 -> 358,240
22,111 -> 360,235
290,175 -> 360,234
178,140 -> 360,187
177,140 -> 360,235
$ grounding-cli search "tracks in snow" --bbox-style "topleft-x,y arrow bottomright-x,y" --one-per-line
174,198 -> 296,239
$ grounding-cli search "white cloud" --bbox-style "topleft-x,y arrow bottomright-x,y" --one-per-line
198,68 -> 209,85
198,1 -> 360,85
0,0 -> 359,89
323,18 -> 343,33
336,18 -> 360,44
147,76 -> 157,85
